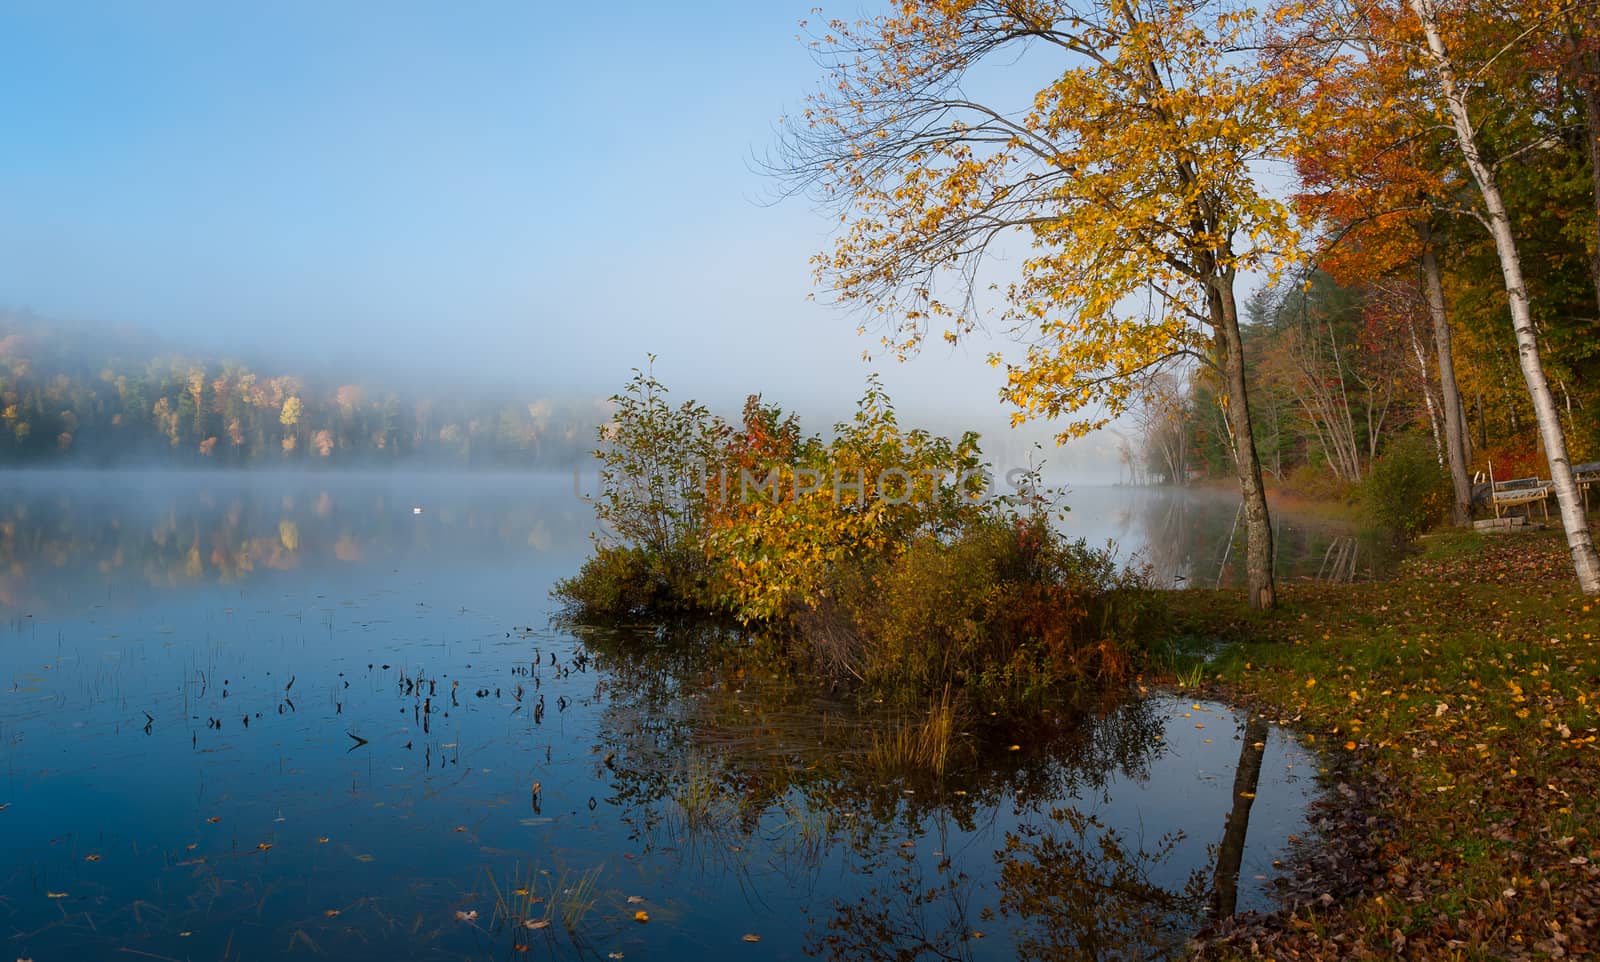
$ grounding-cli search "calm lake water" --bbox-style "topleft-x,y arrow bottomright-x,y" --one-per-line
0,471 -> 1326,961
1056,484 -> 1398,587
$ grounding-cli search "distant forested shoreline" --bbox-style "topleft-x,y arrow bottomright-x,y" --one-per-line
0,313 -> 603,467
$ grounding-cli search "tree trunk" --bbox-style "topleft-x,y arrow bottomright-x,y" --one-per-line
1216,277 -> 1277,609
1404,309 -> 1445,464
1412,0 -> 1600,592
1419,233 -> 1475,526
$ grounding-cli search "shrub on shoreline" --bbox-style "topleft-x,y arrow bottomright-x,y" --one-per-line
555,364 -> 1155,711
1356,433 -> 1449,539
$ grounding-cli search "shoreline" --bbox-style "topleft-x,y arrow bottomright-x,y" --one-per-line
1162,525 -> 1600,960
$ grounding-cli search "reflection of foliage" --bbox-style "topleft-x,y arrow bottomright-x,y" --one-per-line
810,850 -> 981,962
584,627 -> 1191,962
1131,490 -> 1403,589
586,629 -> 1172,842
999,807 -> 1208,962
0,478 -> 588,611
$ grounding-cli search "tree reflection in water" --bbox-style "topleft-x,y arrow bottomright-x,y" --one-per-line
1126,486 -> 1403,588
998,807 -> 1208,961
584,627 -> 1286,962
1212,714 -> 1272,919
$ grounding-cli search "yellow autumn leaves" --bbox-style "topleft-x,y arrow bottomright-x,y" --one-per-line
791,0 -> 1302,444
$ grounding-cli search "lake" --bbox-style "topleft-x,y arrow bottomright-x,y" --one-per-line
0,471 -> 1326,961
1054,483 -> 1399,588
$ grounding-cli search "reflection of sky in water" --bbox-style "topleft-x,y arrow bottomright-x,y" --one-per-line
1,472 -> 1318,961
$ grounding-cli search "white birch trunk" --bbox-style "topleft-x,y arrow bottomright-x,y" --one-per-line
1410,0 -> 1600,591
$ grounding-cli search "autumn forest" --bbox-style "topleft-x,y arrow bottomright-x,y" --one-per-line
0,313 -> 601,466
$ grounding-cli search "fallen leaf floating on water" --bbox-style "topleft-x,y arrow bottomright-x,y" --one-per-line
206,816 -> 222,824
454,910 -> 478,922
45,892 -> 68,899
324,910 -> 341,918
525,919 -> 552,930
317,836 -> 330,844
256,842 -> 273,851
742,934 -> 762,943
609,954 -> 624,960
625,895 -> 644,904
83,854 -> 100,862
633,910 -> 649,923
354,854 -> 375,862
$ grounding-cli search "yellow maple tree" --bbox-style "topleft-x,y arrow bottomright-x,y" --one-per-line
781,0 -> 1300,607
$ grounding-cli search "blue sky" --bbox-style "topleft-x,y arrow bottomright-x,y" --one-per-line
0,0 -> 1129,477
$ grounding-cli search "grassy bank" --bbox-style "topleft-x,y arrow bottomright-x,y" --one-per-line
1164,526 -> 1600,960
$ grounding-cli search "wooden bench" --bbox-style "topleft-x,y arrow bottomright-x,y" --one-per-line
1490,476 -> 1552,520
1577,460 -> 1600,512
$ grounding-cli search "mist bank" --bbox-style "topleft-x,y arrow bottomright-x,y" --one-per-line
0,311 -> 609,468
0,312 -> 1129,480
